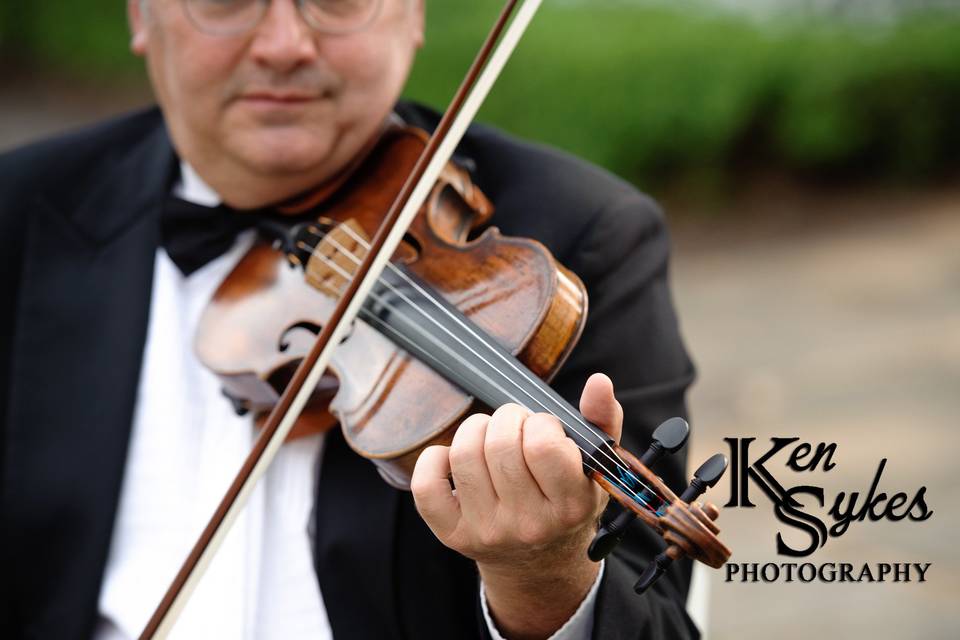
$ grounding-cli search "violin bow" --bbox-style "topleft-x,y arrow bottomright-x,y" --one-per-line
141,1 -> 543,636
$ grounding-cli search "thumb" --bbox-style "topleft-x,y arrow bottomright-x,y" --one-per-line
579,373 -> 623,444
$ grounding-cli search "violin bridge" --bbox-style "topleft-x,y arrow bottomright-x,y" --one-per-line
304,218 -> 370,298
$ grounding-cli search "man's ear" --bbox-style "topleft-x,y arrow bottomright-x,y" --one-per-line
128,0 -> 149,55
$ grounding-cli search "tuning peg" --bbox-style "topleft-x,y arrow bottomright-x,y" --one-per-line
678,453 -> 727,502
588,418 -> 690,562
634,453 -> 729,594
639,417 -> 690,466
587,508 -> 635,562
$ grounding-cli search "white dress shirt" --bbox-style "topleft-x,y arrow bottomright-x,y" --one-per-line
94,162 -> 600,639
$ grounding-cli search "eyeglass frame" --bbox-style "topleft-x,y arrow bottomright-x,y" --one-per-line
180,0 -> 386,37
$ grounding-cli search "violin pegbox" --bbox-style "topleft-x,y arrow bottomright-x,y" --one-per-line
588,417 -> 690,561
586,418 -> 731,595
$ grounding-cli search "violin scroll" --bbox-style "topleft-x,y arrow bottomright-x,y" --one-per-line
635,453 -> 729,593
588,417 -> 690,561
587,419 -> 731,595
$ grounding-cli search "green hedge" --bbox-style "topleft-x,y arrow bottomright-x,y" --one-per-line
4,1 -> 960,190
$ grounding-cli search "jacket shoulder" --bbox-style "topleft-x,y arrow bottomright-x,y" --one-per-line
0,107 -> 165,204
471,121 -> 665,260
395,101 -> 663,263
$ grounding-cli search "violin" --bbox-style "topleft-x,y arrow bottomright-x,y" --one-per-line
196,121 -> 590,489
141,1 -> 731,636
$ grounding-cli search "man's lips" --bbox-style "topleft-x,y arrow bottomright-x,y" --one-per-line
231,89 -> 334,120
239,92 -> 318,104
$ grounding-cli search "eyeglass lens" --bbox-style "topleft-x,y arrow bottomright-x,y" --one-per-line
184,0 -> 382,36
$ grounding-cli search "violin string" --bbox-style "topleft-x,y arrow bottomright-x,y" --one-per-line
311,224 -> 638,488
303,246 -> 655,510
332,223 -> 635,475
302,241 -> 662,510
361,313 -> 654,510
302,228 -> 651,504
297,234 -> 659,508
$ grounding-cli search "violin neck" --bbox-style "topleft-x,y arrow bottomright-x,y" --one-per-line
359,266 -> 617,470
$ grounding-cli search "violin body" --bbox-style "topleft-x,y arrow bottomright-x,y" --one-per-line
195,125 -> 588,488
144,5 -> 730,632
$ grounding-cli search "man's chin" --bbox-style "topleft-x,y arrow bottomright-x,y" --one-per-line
231,134 -> 339,178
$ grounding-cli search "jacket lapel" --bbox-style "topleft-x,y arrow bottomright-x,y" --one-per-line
313,433 -> 486,639
5,107 -> 452,639
5,115 -> 175,638
314,429 -> 403,639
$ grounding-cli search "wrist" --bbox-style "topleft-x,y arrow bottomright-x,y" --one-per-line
478,529 -> 599,639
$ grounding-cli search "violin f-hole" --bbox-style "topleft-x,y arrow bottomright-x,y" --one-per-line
278,321 -> 324,353
278,320 -> 355,353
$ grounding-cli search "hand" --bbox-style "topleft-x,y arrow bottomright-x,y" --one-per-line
411,373 -> 623,639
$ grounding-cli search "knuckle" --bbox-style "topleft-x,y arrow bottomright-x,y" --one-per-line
448,443 -> 471,467
410,446 -> 446,499
489,403 -> 529,432
553,435 -> 583,465
453,470 -> 479,493
494,456 -> 526,480
485,409 -> 526,460
485,435 -> 519,466
523,437 -> 558,466
492,402 -> 528,420
525,412 -> 563,435
462,412 -> 491,428
455,413 -> 489,443
485,423 -> 518,447
409,475 -> 429,500
418,444 -> 445,464
559,497 -> 594,527
516,519 -> 549,547
523,427 -> 568,465
477,525 -> 503,550
449,436 -> 481,470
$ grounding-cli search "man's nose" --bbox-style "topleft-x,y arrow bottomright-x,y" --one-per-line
249,0 -> 319,71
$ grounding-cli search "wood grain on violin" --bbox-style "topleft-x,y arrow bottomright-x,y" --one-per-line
141,2 -> 731,635
195,121 -> 731,577
196,125 -> 588,486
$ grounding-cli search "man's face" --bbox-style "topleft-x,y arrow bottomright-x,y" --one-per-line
129,0 -> 424,207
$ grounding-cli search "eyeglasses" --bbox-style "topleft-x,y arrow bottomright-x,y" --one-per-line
182,0 -> 384,37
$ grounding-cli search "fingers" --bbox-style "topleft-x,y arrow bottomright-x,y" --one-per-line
484,404 -> 544,505
522,412 -> 594,509
411,444 -> 461,539
414,400 -> 612,564
579,373 -> 623,443
448,412 -> 497,519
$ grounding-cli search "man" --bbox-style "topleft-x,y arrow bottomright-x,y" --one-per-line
0,0 -> 699,638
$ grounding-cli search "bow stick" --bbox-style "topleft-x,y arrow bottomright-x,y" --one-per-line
140,1 -> 542,636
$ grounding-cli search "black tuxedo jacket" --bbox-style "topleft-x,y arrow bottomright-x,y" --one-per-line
0,104 -> 699,639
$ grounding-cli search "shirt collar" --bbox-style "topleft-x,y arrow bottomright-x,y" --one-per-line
173,161 -> 222,207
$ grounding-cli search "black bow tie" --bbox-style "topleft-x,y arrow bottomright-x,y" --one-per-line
161,197 -> 266,276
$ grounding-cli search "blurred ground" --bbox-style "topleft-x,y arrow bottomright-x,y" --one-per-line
672,189 -> 960,639
2,88 -> 957,638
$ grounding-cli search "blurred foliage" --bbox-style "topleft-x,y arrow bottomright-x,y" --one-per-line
0,2 -> 136,73
3,1 -> 960,189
